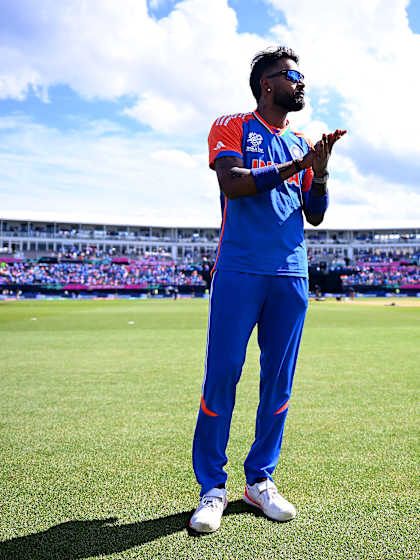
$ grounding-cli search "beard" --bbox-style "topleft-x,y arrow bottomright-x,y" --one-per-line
274,90 -> 305,112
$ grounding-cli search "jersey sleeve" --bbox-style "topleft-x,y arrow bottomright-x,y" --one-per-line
208,115 -> 244,169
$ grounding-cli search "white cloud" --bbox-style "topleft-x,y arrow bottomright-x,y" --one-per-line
150,149 -> 199,168
323,153 -> 420,228
0,116 -> 220,227
124,94 -> 205,135
0,0 -> 265,133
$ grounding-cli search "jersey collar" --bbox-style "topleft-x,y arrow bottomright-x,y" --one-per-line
253,110 -> 290,136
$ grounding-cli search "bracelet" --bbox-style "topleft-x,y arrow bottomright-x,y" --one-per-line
312,170 -> 329,184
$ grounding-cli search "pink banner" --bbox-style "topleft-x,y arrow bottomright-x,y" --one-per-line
63,283 -> 148,290
356,261 -> 412,268
0,257 -> 24,263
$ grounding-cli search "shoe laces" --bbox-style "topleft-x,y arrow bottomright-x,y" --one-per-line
201,495 -> 223,509
265,486 -> 279,501
258,482 -> 278,503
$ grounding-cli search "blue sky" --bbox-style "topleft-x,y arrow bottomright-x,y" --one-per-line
0,0 -> 419,228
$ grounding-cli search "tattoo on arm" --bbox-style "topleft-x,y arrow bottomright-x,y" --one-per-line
230,167 -> 250,179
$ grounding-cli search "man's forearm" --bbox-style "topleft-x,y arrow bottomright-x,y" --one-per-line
304,174 -> 329,225
233,158 -> 302,181
249,158 -> 306,195
310,182 -> 328,197
223,159 -> 303,199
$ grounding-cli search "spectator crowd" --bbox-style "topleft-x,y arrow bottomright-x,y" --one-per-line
1,248 -> 419,291
0,255 -> 206,289
341,264 -> 420,288
339,250 -> 420,288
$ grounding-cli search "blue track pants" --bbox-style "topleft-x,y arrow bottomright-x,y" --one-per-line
192,270 -> 308,496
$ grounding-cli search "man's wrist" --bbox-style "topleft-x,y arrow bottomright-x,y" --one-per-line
293,159 -> 303,173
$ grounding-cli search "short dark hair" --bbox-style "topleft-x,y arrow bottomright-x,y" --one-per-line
250,46 -> 300,101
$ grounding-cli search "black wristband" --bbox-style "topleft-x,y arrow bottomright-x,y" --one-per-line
313,170 -> 330,184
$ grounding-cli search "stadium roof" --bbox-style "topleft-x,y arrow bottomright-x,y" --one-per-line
1,216 -> 419,233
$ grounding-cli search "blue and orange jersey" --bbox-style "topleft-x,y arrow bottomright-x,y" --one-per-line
208,110 -> 315,277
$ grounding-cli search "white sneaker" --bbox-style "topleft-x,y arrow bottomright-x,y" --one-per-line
189,487 -> 227,533
243,479 -> 296,521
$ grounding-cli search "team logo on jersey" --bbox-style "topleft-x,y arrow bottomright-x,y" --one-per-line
246,132 -> 264,153
290,144 -> 304,160
213,141 -> 226,151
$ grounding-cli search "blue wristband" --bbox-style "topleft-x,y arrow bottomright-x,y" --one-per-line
306,191 -> 329,214
251,165 -> 283,194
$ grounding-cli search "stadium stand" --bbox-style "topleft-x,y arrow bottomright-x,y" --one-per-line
0,258 -> 206,288
1,218 -> 419,297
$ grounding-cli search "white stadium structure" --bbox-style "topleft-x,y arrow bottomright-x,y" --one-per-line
1,218 -> 419,265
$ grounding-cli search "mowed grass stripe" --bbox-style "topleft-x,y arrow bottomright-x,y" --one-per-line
0,299 -> 418,559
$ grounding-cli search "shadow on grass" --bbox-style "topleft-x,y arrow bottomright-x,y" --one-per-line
0,500 -> 267,559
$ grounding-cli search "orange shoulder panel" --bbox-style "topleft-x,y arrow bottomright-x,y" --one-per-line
208,113 -> 251,169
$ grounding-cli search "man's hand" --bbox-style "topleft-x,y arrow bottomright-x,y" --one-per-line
312,129 -> 347,177
298,147 -> 316,170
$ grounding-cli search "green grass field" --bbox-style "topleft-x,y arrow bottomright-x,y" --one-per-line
0,298 -> 419,560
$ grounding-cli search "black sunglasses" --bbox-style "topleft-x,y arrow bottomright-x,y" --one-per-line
266,69 -> 304,84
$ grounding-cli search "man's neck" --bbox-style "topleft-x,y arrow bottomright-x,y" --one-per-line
256,103 -> 289,130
